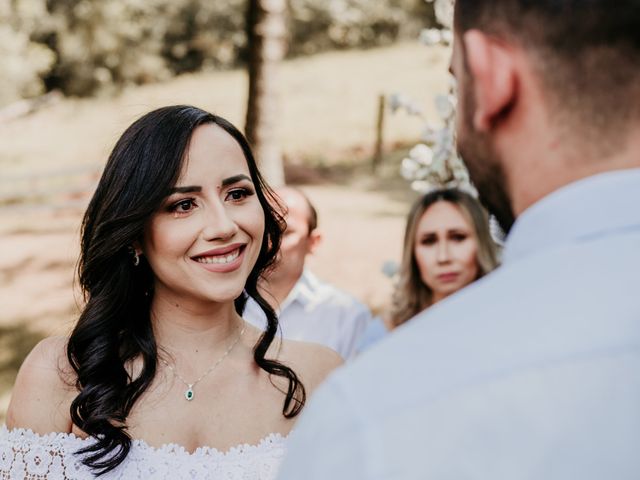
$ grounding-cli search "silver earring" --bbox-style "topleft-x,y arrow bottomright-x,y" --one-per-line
128,246 -> 140,266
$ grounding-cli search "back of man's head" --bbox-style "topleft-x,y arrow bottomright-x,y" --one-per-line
454,0 -> 640,153
277,187 -> 318,235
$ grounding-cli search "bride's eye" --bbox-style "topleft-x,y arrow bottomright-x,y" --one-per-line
169,198 -> 196,214
226,188 -> 254,202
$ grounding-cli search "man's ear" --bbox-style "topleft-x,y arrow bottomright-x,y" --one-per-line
307,230 -> 322,255
463,30 -> 517,132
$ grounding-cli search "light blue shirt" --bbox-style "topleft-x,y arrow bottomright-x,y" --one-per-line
244,271 -> 371,359
277,169 -> 640,480
356,316 -> 388,353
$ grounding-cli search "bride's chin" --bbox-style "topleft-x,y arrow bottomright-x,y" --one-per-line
202,287 -> 247,304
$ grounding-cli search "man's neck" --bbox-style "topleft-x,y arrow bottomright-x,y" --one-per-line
505,126 -> 640,217
511,158 -> 640,218
259,273 -> 302,311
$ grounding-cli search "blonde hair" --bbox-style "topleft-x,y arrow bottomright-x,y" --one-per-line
390,188 -> 499,327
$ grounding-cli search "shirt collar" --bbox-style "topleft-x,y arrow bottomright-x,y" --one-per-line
280,270 -> 319,310
503,168 -> 640,264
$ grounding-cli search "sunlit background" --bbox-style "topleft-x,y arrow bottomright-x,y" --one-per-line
0,0 -> 452,419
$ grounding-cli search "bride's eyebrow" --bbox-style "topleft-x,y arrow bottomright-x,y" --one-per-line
169,186 -> 202,194
167,175 -> 252,195
221,174 -> 252,187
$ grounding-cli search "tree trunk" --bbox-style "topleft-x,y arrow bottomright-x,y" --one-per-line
245,0 -> 288,187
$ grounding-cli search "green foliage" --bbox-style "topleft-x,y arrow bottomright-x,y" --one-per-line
0,0 -> 434,105
0,0 -> 56,106
289,0 -> 434,55
44,0 -> 250,95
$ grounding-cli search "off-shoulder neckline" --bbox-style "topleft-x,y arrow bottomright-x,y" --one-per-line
1,425 -> 289,458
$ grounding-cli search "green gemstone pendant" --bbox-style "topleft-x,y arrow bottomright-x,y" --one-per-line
185,386 -> 194,401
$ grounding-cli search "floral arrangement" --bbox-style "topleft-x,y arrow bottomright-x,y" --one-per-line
390,89 -> 476,196
389,0 -> 476,197
390,0 -> 506,245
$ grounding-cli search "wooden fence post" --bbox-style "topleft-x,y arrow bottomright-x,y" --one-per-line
372,93 -> 386,173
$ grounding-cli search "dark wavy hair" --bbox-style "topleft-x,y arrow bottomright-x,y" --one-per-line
67,105 -> 306,475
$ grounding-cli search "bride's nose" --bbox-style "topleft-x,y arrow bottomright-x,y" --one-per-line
201,202 -> 239,241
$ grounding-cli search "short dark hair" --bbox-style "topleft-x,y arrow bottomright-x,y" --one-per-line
454,0 -> 640,153
279,187 -> 318,234
300,190 -> 318,234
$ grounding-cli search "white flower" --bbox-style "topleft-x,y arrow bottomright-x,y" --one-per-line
433,0 -> 454,29
411,180 -> 435,193
421,126 -> 438,143
489,216 -> 506,246
419,28 -> 442,46
458,181 -> 478,197
440,29 -> 454,45
387,93 -> 406,112
431,127 -> 453,149
388,93 -> 423,117
415,165 -> 432,179
451,156 -> 469,177
400,157 -> 420,180
435,94 -> 455,120
409,144 -> 433,166
405,101 -> 424,116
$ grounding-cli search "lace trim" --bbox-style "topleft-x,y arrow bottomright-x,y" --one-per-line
0,425 -> 288,479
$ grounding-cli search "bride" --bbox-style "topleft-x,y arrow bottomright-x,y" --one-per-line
1,105 -> 342,478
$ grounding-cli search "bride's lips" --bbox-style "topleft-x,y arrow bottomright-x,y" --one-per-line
191,244 -> 246,273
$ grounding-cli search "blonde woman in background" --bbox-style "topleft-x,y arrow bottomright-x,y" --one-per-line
358,188 -> 499,351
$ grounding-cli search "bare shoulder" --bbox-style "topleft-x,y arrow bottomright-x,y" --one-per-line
242,324 -> 342,393
277,339 -> 343,393
6,336 -> 75,433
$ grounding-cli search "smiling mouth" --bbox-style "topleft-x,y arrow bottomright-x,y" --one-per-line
194,247 -> 242,265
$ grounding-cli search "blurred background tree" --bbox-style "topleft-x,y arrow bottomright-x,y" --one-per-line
245,0 -> 288,186
0,0 -> 434,105
0,0 -> 447,420
0,0 -> 55,107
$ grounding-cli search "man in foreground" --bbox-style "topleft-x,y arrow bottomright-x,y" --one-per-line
277,1 -> 640,478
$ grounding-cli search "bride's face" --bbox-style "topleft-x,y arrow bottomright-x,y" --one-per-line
142,124 -> 265,307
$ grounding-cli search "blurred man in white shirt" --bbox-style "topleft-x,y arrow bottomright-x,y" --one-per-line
243,187 -> 371,359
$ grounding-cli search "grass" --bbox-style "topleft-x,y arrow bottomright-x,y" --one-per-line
0,42 -> 450,179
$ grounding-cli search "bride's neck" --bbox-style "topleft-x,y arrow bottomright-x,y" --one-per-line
150,294 -> 242,354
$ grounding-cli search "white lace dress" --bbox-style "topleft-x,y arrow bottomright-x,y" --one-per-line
0,426 -> 287,479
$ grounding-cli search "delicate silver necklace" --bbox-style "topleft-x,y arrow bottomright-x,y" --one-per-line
160,323 -> 246,401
